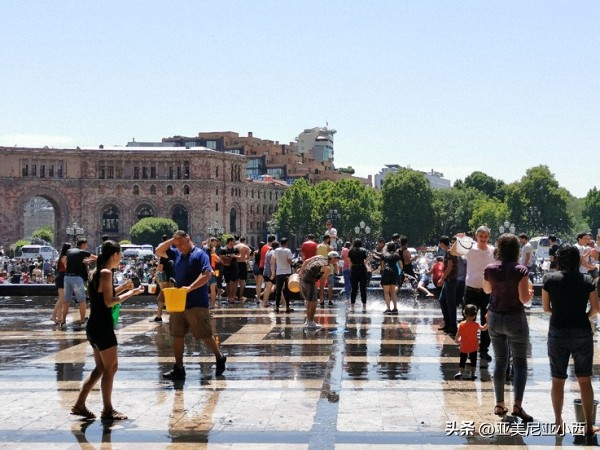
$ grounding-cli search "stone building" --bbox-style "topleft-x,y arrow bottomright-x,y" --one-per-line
0,145 -> 286,249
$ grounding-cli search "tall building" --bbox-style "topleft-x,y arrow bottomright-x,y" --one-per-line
374,165 -> 451,190
293,126 -> 336,162
134,127 -> 369,186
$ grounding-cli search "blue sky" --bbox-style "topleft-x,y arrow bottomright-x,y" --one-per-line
1,1 -> 599,197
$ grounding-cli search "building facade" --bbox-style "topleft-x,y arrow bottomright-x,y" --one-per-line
0,146 -> 286,249
374,165 -> 451,190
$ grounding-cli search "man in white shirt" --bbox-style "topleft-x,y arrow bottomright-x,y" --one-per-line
272,237 -> 294,313
452,226 -> 495,361
518,234 -> 533,270
325,221 -> 338,250
575,232 -> 596,274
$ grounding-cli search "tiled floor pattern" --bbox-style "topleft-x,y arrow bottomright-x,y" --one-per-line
0,297 -> 597,448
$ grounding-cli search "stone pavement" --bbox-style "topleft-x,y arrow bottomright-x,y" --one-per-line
0,293 -> 598,449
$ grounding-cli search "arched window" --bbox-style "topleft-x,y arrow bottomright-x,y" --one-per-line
183,185 -> 190,195
229,208 -> 237,233
150,184 -> 157,195
102,205 -> 119,233
172,206 -> 188,232
167,185 -> 173,195
133,185 -> 140,195
136,205 -> 154,220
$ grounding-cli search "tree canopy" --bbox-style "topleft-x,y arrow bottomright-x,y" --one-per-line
130,217 -> 178,247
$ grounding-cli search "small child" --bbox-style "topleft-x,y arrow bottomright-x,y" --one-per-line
454,304 -> 488,380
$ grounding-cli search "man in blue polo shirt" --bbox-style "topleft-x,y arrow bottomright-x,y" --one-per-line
155,230 -> 226,380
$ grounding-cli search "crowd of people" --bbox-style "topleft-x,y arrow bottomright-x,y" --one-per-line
4,224 -> 600,436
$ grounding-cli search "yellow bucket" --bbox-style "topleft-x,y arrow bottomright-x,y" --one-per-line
163,287 -> 187,312
288,273 -> 300,293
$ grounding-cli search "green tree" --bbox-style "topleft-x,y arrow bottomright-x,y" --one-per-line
458,171 -> 505,200
130,217 -> 178,246
381,168 -> 434,244
583,187 -> 600,236
469,198 -> 509,236
313,179 -> 381,242
32,226 -> 54,245
432,187 -> 486,238
514,165 -> 572,235
272,178 -> 317,247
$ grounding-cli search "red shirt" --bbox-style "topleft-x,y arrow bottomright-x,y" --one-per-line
301,240 -> 318,260
457,321 -> 483,353
259,244 -> 271,269
432,261 -> 444,286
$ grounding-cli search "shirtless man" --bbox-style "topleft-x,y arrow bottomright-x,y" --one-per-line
235,237 -> 253,301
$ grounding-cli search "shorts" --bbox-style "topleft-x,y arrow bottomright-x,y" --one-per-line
169,307 -> 213,339
223,264 -> 238,283
64,275 -> 87,303
548,327 -> 593,379
87,328 -> 118,352
328,274 -> 335,287
55,272 -> 65,289
301,279 -> 318,302
208,274 -> 217,286
263,275 -> 275,284
381,270 -> 398,286
237,261 -> 248,280
253,263 -> 261,276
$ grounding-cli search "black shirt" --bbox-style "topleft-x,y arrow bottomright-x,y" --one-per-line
66,248 -> 91,280
543,271 -> 595,330
348,247 -> 369,271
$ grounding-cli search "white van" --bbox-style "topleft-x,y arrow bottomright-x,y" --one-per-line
121,244 -> 154,259
20,244 -> 57,261
529,236 -> 561,261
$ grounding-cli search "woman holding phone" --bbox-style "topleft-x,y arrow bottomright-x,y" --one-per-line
71,240 -> 144,420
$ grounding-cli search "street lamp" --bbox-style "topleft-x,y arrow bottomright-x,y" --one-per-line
326,209 -> 341,223
527,206 -> 541,236
354,221 -> 371,248
66,222 -> 84,244
498,220 -> 515,236
207,221 -> 224,238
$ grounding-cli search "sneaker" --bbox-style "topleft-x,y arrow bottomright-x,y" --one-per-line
285,308 -> 295,313
470,373 -> 478,381
480,352 -> 492,362
163,365 -> 186,380
216,355 -> 227,376
305,321 -> 321,331
391,308 -> 398,315
384,309 -> 393,315
328,302 -> 335,307
149,316 -> 163,323
454,372 -> 463,380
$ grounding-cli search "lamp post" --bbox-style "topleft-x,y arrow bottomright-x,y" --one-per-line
207,221 -> 224,239
326,209 -> 341,223
498,220 -> 515,237
527,206 -> 541,236
354,221 -> 371,248
66,222 -> 84,245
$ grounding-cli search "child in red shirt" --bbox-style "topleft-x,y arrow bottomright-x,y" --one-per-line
454,304 -> 488,380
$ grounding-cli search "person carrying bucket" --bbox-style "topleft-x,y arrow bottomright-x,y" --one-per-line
155,231 -> 227,380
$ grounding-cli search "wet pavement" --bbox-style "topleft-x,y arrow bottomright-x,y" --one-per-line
1,291 -> 599,449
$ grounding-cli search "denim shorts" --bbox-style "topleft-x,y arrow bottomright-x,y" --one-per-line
547,327 -> 593,379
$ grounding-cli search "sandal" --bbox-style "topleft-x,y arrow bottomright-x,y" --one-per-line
512,405 -> 533,423
71,405 -> 96,420
101,408 -> 127,421
494,405 -> 508,416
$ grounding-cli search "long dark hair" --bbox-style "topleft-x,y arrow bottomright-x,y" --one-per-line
59,243 -> 71,257
91,240 -> 121,288
556,245 -> 580,273
496,233 -> 519,262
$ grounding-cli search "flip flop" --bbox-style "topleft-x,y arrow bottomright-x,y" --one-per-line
494,405 -> 508,416
71,405 -> 96,420
101,408 -> 127,421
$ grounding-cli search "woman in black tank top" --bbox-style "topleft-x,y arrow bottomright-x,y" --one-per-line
70,240 -> 144,421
